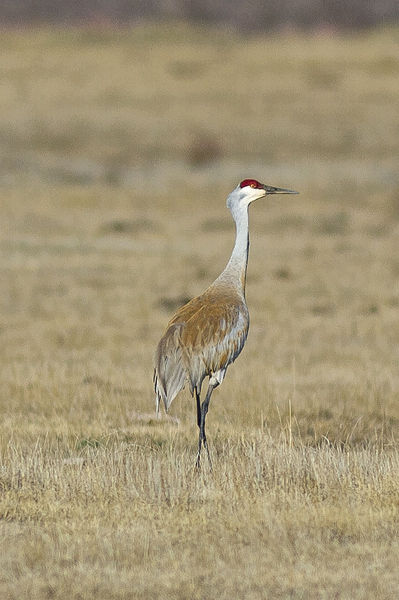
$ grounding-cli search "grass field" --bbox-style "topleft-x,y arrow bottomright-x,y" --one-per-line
0,24 -> 399,599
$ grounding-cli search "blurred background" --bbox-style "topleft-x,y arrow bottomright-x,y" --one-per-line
1,3 -> 399,434
0,1 -> 398,190
1,0 -> 398,29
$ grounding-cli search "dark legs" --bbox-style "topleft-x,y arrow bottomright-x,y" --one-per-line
195,381 -> 218,469
195,388 -> 201,429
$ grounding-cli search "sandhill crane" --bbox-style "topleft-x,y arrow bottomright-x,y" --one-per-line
154,179 -> 298,467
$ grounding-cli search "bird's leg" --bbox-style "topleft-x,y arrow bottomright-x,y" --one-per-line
196,380 -> 218,469
200,392 -> 212,466
195,387 -> 201,428
195,387 -> 202,469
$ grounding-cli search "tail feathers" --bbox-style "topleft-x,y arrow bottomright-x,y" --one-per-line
154,325 -> 187,412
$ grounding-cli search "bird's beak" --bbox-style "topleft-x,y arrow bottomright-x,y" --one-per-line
263,185 -> 299,195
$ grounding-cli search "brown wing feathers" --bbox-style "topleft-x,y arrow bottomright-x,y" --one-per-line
154,287 -> 248,411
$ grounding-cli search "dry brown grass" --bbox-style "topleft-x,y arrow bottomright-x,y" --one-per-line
0,24 -> 399,599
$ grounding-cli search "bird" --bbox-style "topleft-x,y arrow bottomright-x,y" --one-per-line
154,178 -> 298,467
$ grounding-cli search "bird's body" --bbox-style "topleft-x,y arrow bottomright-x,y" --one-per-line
154,280 -> 249,411
154,178 -> 298,466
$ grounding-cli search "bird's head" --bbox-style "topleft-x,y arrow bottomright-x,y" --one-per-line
227,178 -> 298,213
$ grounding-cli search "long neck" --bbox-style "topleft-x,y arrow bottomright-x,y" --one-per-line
217,205 -> 249,295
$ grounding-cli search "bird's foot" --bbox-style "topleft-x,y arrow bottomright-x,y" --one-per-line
195,434 -> 212,471
195,437 -> 202,471
203,438 -> 213,471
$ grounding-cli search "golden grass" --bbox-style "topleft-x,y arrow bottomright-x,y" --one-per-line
1,436 -> 398,599
0,24 -> 399,599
